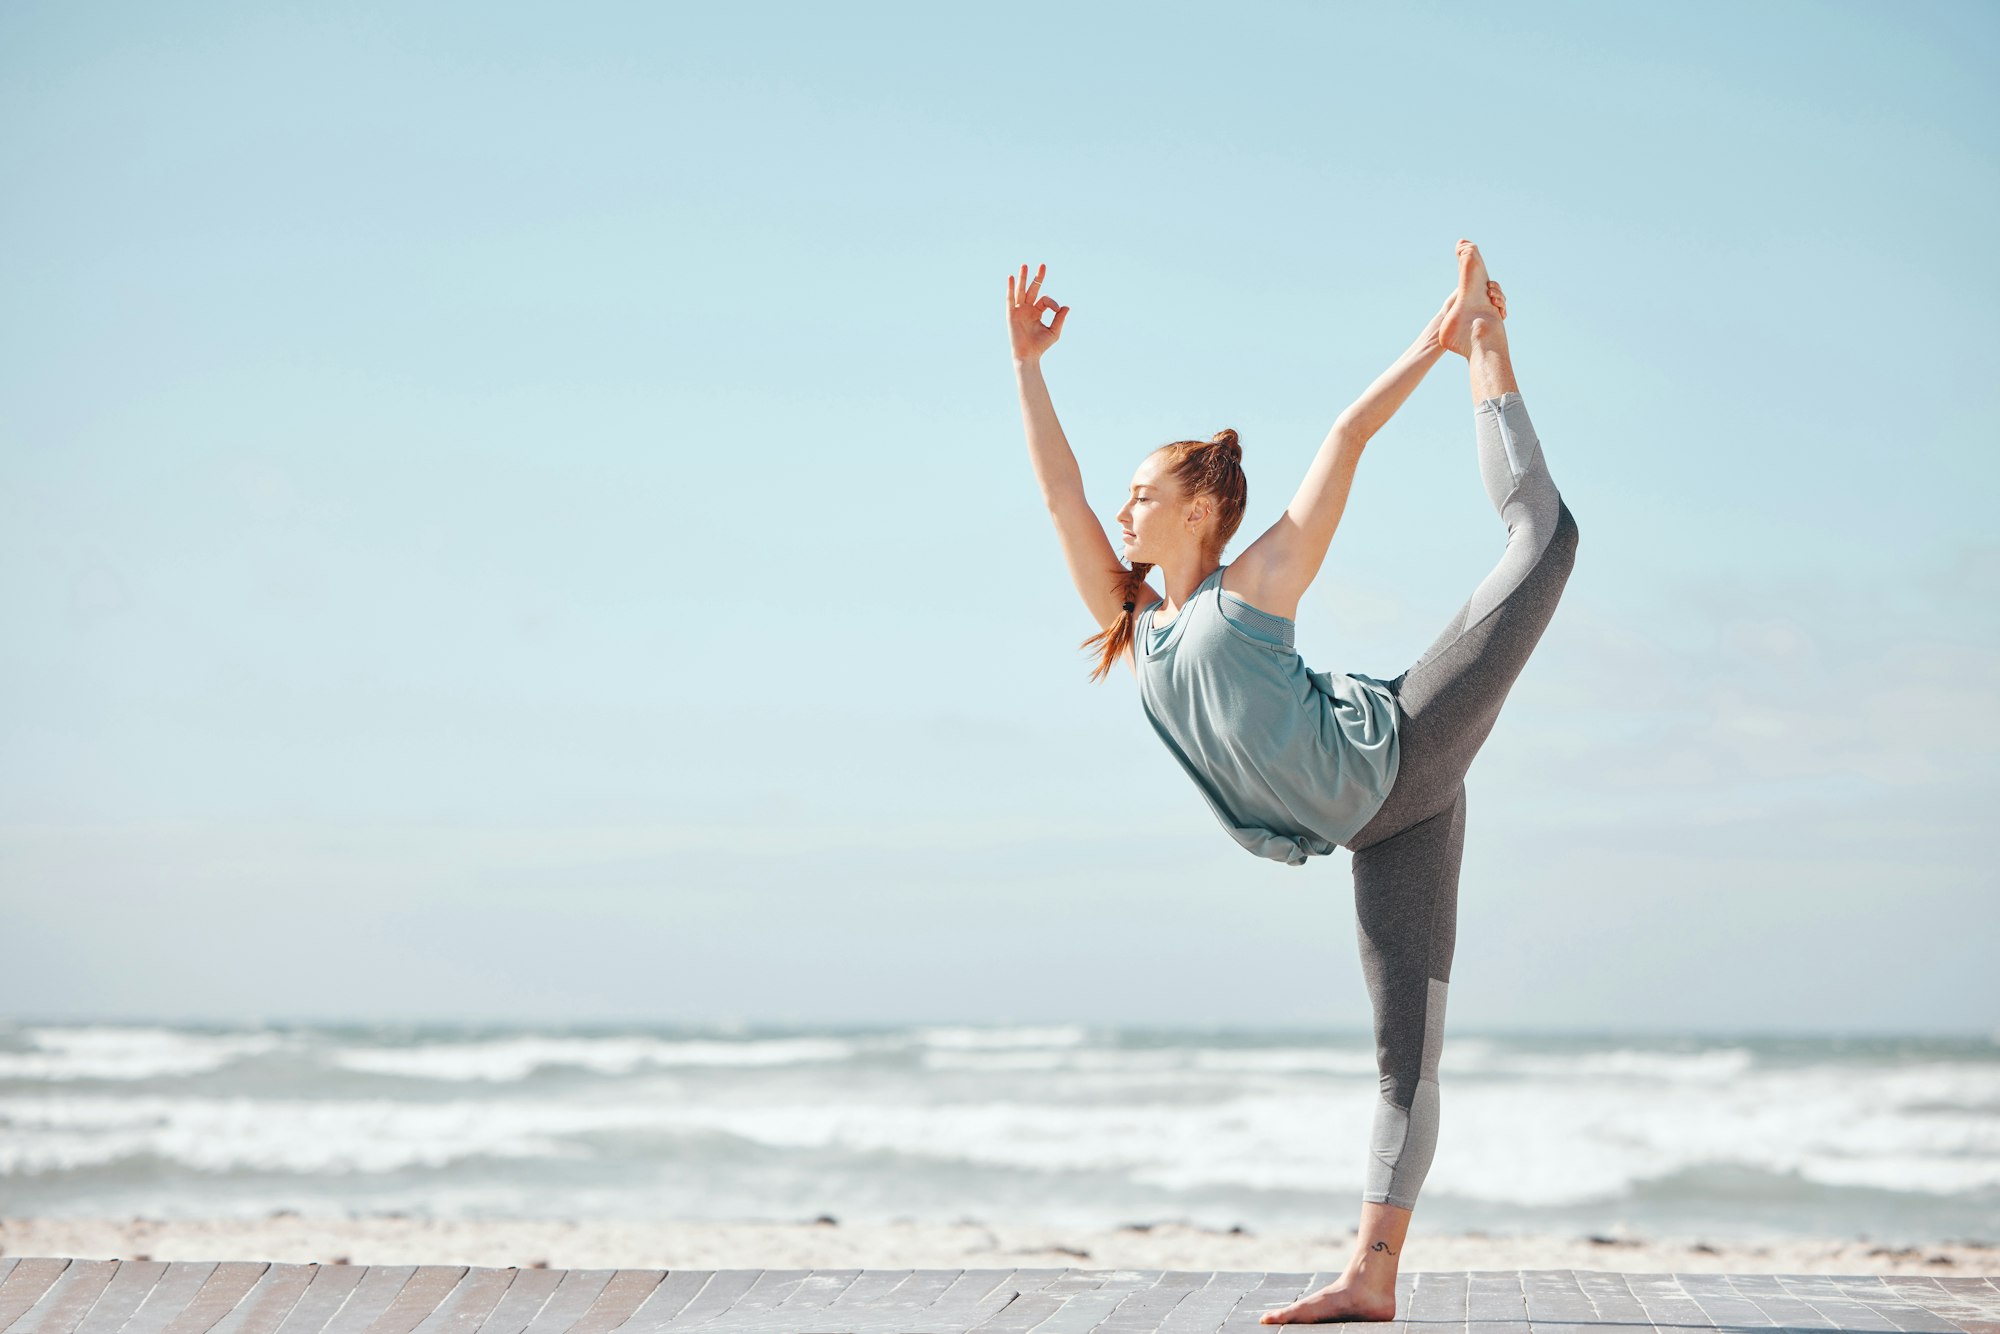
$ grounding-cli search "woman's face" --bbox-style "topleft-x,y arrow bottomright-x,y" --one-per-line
1115,454 -> 1198,565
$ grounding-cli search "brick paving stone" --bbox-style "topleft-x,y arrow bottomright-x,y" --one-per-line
1630,1273 -> 1716,1333
566,1269 -> 663,1334
120,1264 -> 221,1334
405,1269 -> 516,1334
1825,1276 -> 1966,1334
633,1273 -> 755,1331
71,1259 -> 170,1334
1728,1273 -> 1841,1331
964,1287 -> 1065,1334
160,1264 -> 272,1334
1521,1267 -> 1605,1334
1093,1270 -> 1207,1334
603,1272 -> 714,1334
1154,1273 -> 1266,1334
515,1272 -> 615,1334
9,1260 -> 120,1334
1671,1272 -> 1775,1330
467,1270 -> 565,1334
1217,1272 -> 1316,1333
1573,1270 -> 1650,1325
268,1264 -> 371,1334
1407,1267 -> 1471,1334
1020,1287 -> 1131,1333
1777,1274 -> 1913,1331
316,1268 -> 417,1334
868,1269 -> 966,1316
205,1265 -> 317,1334
766,1269 -> 864,1318
361,1268 -> 469,1334
1466,1266 -> 1529,1334
0,1261 -> 73,1332
822,1272 -> 917,1310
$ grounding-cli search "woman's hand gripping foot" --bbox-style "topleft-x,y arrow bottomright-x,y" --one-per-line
1421,281 -> 1505,360
1432,238 -> 1506,357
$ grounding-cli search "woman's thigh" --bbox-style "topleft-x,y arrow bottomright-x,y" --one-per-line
1348,497 -> 1580,851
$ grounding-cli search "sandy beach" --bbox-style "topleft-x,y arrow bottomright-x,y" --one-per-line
1,1216 -> 1989,1276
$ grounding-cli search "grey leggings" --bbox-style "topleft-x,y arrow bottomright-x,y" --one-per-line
1341,390 -> 1580,1211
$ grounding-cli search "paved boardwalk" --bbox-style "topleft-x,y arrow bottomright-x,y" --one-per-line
0,1258 -> 1994,1334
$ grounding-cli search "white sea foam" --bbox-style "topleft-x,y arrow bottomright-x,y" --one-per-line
3,1025 -> 1994,1237
913,1025 -> 1089,1050
0,1095 -> 620,1174
1439,1039 -> 1759,1082
1188,1047 -> 1383,1076
9,1053 -> 1992,1203
919,1050 -> 1075,1072
605,1094 -> 1375,1194
1432,1064 -> 2000,1203
326,1036 -> 856,1082
921,1047 -> 1198,1075
0,1027 -> 284,1082
922,1040 -> 1744,1081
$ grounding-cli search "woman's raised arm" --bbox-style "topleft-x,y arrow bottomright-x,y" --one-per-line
1229,290 -> 1466,616
1010,264 -> 1081,502
1010,264 -> 1159,637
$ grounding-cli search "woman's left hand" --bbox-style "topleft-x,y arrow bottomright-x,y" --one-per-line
1008,262 -> 1070,362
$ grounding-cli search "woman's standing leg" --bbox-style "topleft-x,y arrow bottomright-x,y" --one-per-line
1257,785 -> 1467,1326
1352,782 -> 1465,1210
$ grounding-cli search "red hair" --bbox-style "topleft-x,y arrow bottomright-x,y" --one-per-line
1080,428 -> 1247,682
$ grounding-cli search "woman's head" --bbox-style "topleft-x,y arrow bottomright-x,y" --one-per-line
1115,430 -> 1247,568
1081,429 -> 1248,682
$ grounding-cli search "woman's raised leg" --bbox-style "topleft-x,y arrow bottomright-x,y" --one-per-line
1348,254 -> 1580,850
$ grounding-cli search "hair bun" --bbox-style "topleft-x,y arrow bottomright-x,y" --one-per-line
1210,427 -> 1242,463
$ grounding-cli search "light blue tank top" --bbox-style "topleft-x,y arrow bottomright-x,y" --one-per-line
1135,565 -> 1401,866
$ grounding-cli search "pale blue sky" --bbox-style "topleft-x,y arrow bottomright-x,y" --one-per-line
2,0 -> 1994,1034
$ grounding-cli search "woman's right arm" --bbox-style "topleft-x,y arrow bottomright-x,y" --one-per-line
1009,264 -> 1160,636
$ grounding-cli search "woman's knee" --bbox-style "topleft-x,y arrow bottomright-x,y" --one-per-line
1552,497 -> 1580,562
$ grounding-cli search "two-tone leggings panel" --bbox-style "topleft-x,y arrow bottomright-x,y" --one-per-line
1343,390 -> 1580,1211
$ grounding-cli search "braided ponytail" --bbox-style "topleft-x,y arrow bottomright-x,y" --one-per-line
1081,560 -> 1158,683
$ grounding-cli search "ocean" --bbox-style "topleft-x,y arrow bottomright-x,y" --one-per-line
1,1020 -> 1992,1246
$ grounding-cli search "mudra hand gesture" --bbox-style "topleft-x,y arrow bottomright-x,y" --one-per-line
1007,262 -> 1069,363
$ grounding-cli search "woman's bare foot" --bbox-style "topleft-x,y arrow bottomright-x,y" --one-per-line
1258,1272 -> 1398,1325
1437,239 -> 1503,357
1424,278 -> 1505,352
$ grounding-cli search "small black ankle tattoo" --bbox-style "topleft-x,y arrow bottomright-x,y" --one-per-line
1369,1240 -> 1397,1256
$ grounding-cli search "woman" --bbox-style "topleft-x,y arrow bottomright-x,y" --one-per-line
1006,241 -> 1579,1325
